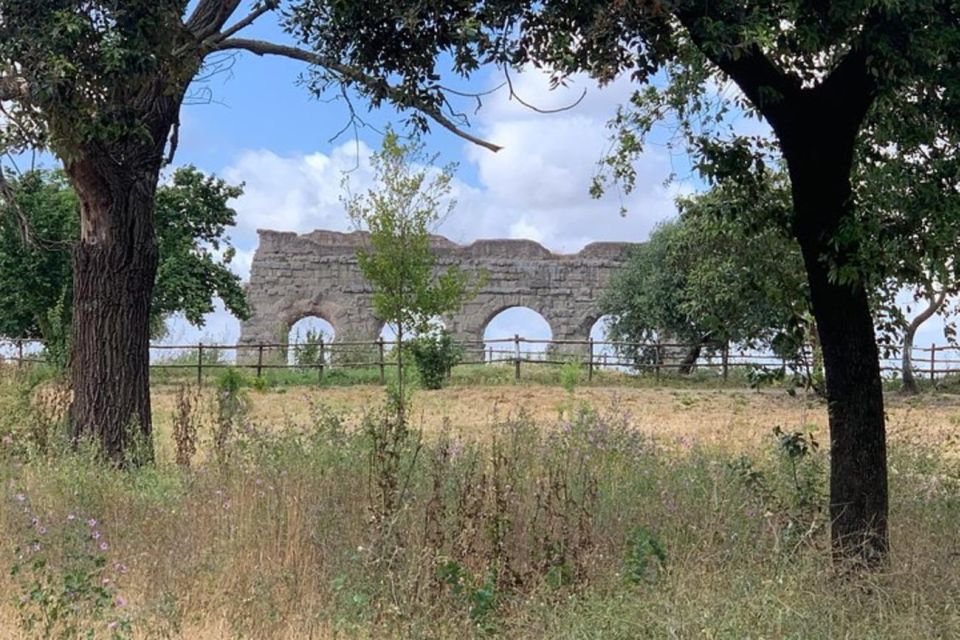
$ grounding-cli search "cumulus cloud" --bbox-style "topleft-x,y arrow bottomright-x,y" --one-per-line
445,68 -> 692,252
218,67 -> 691,260
166,66 -> 696,343
221,141 -> 376,248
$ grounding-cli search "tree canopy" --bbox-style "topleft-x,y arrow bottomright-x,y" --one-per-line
602,175 -> 809,366
294,0 -> 960,562
0,166 -> 249,345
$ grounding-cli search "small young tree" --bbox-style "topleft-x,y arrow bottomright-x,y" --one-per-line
345,131 -> 471,408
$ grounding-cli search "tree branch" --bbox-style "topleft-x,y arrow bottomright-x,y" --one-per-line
0,74 -> 28,101
185,0 -> 243,41
672,10 -> 801,127
213,38 -> 503,152
210,1 -> 278,44
907,286 -> 948,335
817,47 -> 877,131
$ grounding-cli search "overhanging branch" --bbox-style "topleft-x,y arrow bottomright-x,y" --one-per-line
673,9 -> 801,126
213,38 -> 503,153
185,0 -> 243,41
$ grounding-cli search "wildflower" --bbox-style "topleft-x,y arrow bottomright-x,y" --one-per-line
30,542 -> 40,552
37,526 -> 47,535
103,577 -> 112,585
99,541 -> 109,551
114,596 -> 127,608
107,621 -> 118,631
92,530 -> 101,540
67,513 -> 76,521
87,518 -> 97,528
114,563 -> 129,574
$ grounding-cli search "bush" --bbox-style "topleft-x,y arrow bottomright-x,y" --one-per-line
409,330 -> 462,390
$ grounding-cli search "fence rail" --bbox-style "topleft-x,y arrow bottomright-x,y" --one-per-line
0,336 -> 952,386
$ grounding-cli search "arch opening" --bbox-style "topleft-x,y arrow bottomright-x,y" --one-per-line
483,307 -> 552,362
589,314 -> 622,368
287,316 -> 335,366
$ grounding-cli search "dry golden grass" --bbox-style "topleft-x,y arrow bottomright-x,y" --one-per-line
151,383 -> 960,459
1,378 -> 958,639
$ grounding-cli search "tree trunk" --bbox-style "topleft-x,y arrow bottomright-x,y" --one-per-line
901,338 -> 919,395
66,155 -> 161,466
678,345 -> 700,375
901,290 -> 945,395
788,137 -> 888,565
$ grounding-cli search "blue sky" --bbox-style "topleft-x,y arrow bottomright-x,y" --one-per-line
156,10 -> 698,349
19,3 -> 946,357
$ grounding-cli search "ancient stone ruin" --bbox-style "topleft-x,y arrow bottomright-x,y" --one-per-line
238,229 -> 636,359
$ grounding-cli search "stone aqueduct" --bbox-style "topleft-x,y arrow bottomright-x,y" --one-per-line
238,229 -> 636,358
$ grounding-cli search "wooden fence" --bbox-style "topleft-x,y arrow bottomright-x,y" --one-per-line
0,337 -> 952,386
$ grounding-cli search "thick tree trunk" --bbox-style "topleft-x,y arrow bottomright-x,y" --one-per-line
66,156 -> 161,465
789,145 -> 888,565
798,238 -> 888,563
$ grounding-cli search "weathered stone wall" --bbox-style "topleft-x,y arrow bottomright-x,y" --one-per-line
238,229 -> 636,360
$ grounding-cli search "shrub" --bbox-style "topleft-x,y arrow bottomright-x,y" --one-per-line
409,329 -> 462,390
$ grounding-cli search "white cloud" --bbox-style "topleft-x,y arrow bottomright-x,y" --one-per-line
445,68 -> 691,252
217,66 -> 690,260
221,141 -> 376,250
172,67 -> 694,342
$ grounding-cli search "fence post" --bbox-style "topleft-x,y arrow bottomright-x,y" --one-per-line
16,339 -> 23,369
197,342 -> 203,387
722,342 -> 729,381
514,334 -> 521,382
930,342 -> 936,383
587,337 -> 594,381
655,341 -> 662,381
378,337 -> 385,385
256,344 -> 264,378
318,336 -> 325,383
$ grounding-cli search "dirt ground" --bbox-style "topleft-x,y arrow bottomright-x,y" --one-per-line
150,383 -> 960,458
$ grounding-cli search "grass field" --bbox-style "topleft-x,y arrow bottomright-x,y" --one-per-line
0,369 -> 957,638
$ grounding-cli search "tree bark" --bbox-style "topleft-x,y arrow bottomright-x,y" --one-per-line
785,108 -> 888,565
65,152 -> 163,465
677,9 -> 889,565
901,290 -> 945,395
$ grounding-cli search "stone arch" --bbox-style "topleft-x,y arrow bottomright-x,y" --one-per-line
480,302 -> 555,339
281,301 -> 343,344
239,229 -> 637,364
482,305 -> 554,361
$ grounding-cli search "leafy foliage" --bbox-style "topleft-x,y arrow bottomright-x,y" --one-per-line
409,329 -> 462,390
0,166 -> 249,344
346,131 -> 469,338
345,130 -> 475,390
602,175 -> 809,363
